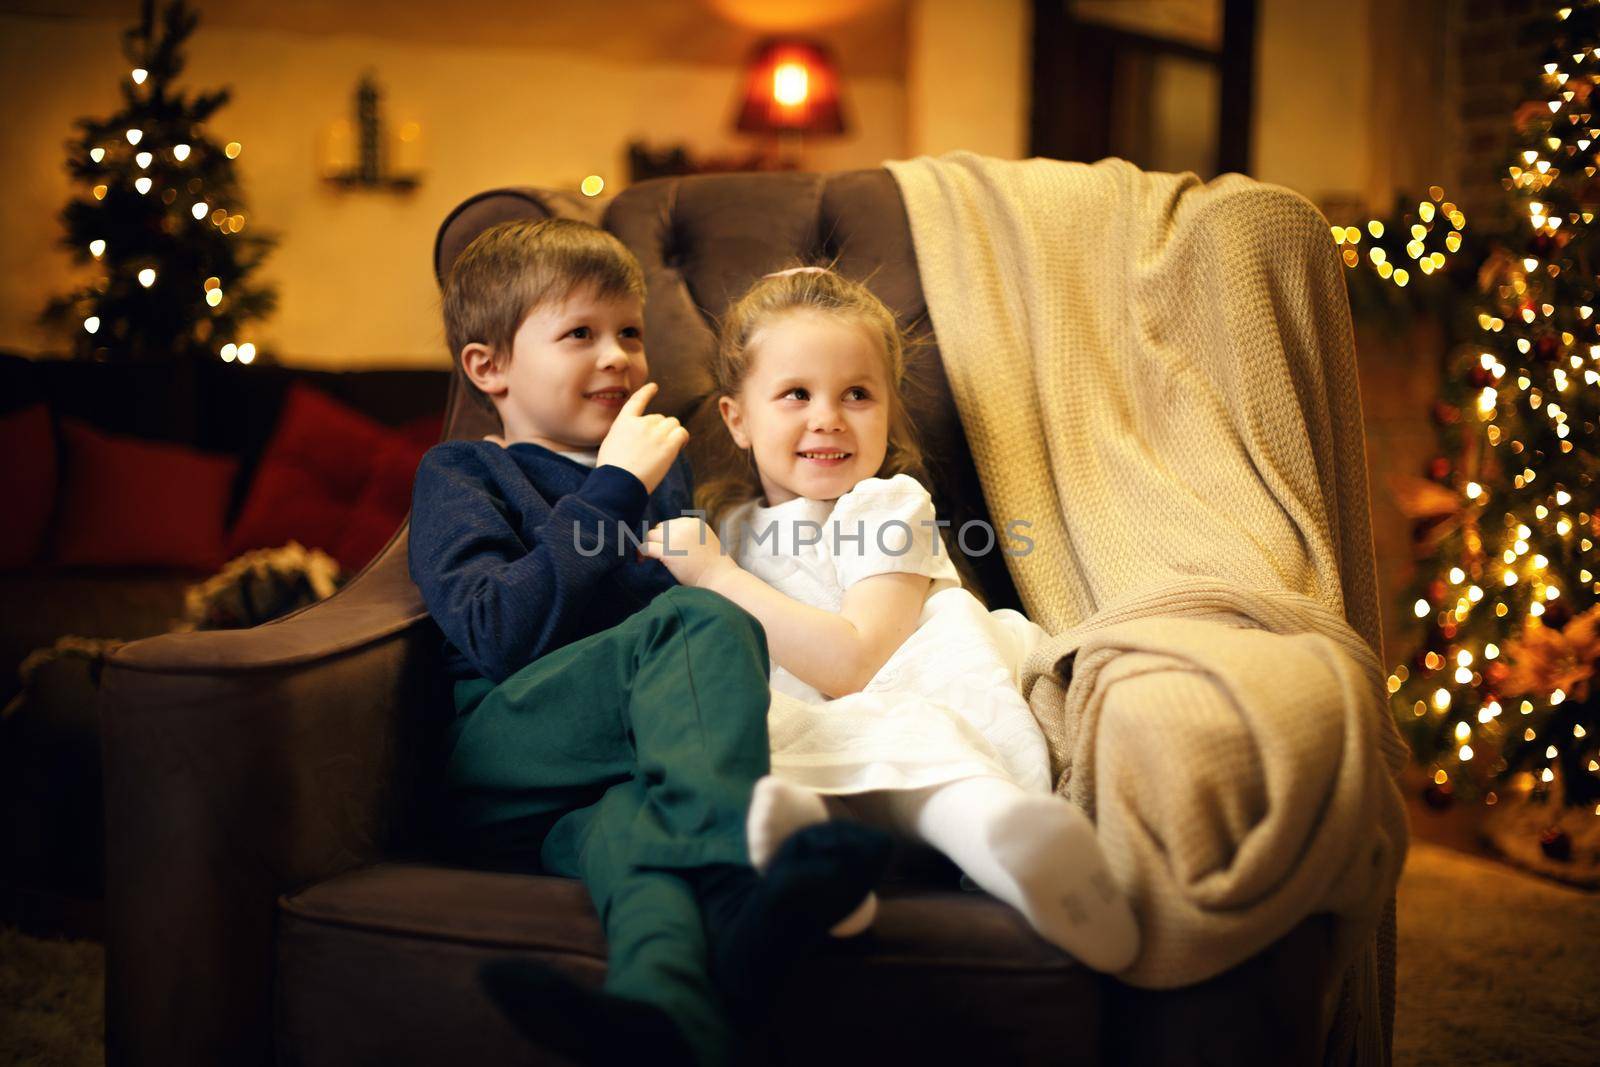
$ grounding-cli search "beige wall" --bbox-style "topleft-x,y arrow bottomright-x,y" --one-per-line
1251,0 -> 1447,214
902,0 -> 1429,210
1251,0 -> 1375,202
0,14 -> 906,368
4,1 -> 1446,369
906,0 -> 1031,159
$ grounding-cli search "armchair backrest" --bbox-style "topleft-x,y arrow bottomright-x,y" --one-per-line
433,171 -> 1022,611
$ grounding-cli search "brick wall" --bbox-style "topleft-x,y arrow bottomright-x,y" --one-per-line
1453,0 -> 1563,230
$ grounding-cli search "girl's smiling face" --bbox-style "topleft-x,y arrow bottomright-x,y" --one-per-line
718,309 -> 891,506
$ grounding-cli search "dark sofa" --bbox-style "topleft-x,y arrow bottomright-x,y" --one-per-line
97,171 -> 1361,1065
0,354 -> 448,928
0,352 -> 450,706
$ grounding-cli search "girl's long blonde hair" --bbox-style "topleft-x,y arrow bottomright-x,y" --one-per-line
696,267 -> 931,531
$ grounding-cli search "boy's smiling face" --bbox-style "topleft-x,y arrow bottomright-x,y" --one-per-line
465,285 -> 648,451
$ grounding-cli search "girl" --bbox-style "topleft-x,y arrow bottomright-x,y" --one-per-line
642,267 -> 1139,973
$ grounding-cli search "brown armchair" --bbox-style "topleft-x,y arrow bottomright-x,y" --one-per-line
100,171 -> 1350,1066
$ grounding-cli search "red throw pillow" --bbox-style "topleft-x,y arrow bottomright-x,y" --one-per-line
263,382 -> 389,497
0,403 -> 58,569
333,433 -> 429,572
229,383 -> 435,574
53,419 -> 239,571
228,384 -> 387,561
229,460 -> 354,558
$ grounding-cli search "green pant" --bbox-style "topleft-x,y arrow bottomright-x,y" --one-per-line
444,586 -> 771,1065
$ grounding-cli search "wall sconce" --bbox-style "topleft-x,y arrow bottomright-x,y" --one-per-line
319,73 -> 423,191
733,39 -> 846,164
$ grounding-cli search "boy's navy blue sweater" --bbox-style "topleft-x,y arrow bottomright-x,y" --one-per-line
408,439 -> 691,684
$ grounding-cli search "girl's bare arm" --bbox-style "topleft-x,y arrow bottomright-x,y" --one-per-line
702,565 -> 928,698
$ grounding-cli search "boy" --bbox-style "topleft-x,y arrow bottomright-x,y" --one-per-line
409,217 -> 888,1066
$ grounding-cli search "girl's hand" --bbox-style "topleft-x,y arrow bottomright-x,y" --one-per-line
641,517 -> 733,588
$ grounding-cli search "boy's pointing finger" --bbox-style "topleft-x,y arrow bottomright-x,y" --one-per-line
621,381 -> 659,417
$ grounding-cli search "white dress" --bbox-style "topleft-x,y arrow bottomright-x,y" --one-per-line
720,474 -> 1054,796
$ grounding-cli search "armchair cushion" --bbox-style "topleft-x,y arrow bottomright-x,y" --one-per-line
275,863 -> 1100,1067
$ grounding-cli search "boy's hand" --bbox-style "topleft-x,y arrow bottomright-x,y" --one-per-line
641,517 -> 732,588
597,382 -> 688,493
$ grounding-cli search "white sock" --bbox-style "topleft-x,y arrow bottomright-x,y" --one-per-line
857,777 -> 1140,973
745,775 -> 878,938
746,776 -> 828,871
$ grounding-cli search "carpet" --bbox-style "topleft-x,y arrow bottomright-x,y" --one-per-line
1394,841 -> 1600,1066
0,925 -> 102,1066
2,842 -> 1596,1065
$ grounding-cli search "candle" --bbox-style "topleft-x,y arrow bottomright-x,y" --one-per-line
319,118 -> 356,179
391,120 -> 424,178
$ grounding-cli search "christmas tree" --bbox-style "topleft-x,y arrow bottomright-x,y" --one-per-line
42,0 -> 275,364
1391,0 -> 1600,841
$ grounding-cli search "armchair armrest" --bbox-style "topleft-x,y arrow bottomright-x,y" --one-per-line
100,527 -> 448,1066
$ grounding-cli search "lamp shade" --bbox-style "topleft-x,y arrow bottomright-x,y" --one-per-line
734,39 -> 846,136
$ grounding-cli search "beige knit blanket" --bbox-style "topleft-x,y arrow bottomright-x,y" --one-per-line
885,153 -> 1411,1065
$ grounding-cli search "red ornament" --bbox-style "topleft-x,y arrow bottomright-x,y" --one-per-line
1432,401 -> 1461,426
1531,233 -> 1553,257
1428,456 -> 1453,480
1428,579 -> 1448,602
1466,365 -> 1493,388
1440,619 -> 1458,639
1539,825 -> 1572,861
1537,335 -> 1560,361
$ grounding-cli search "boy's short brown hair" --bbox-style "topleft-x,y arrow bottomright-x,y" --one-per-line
442,217 -> 646,412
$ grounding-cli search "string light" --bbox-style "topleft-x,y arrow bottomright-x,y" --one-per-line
137,268 -> 156,287
173,143 -> 191,162
89,239 -> 105,258
1334,190 -> 1464,287
131,68 -> 148,84
126,129 -> 143,145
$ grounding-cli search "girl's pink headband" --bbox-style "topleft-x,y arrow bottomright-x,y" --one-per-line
762,266 -> 830,279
